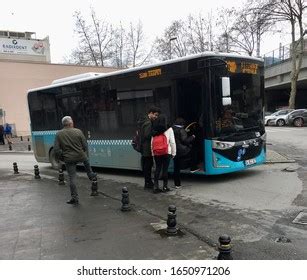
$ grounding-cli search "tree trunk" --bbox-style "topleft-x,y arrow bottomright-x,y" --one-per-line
288,18 -> 297,109
288,77 -> 297,109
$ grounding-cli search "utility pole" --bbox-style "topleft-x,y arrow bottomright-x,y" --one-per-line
169,37 -> 177,59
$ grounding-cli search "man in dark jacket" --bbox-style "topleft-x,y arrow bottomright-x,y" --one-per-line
140,106 -> 160,189
0,125 -> 5,145
54,116 -> 96,205
172,118 -> 195,188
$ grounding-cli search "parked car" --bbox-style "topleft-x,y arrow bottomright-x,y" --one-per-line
286,109 -> 307,127
265,109 -> 294,126
264,111 -> 273,117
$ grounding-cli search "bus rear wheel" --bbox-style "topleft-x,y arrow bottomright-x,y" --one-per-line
49,149 -> 60,170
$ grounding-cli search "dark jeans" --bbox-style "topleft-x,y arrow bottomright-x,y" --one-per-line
173,156 -> 182,187
65,159 -> 96,201
142,156 -> 154,187
0,134 -> 4,145
154,155 -> 170,188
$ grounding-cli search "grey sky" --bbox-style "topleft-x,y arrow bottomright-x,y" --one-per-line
1,0 -> 287,63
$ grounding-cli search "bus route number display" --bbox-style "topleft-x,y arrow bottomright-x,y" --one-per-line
226,61 -> 258,75
139,68 -> 162,79
241,62 -> 258,74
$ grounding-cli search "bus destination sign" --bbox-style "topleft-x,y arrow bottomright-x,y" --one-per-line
139,68 -> 162,79
226,61 -> 258,75
241,62 -> 258,74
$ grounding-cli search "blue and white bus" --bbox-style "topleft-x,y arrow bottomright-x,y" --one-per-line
27,52 -> 266,175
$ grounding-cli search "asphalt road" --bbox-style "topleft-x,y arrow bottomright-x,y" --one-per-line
0,127 -> 306,259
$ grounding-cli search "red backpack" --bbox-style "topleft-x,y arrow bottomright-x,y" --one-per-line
152,134 -> 168,156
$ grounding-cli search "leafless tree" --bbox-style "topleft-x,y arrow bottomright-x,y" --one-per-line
111,23 -> 128,68
154,20 -> 189,60
70,10 -> 113,66
215,8 -> 237,53
186,13 -> 215,53
126,20 -> 153,67
262,0 -> 307,108
228,1 -> 274,57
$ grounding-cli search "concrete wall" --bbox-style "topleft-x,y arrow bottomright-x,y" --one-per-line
0,60 -> 119,135
265,55 -> 307,89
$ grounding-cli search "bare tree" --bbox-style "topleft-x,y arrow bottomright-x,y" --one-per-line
262,0 -> 307,108
216,8 -> 237,53
126,20 -> 153,67
154,20 -> 189,60
220,1 -> 274,56
70,10 -> 113,66
186,13 -> 215,53
112,22 -> 128,68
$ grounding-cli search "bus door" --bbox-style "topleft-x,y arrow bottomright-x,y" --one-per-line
56,94 -> 86,134
176,77 -> 204,170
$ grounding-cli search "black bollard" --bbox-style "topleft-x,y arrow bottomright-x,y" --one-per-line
13,162 -> 19,174
34,165 -> 41,179
9,143 -> 12,151
28,144 -> 31,151
58,168 -> 65,185
121,187 -> 131,211
166,205 -> 177,235
217,235 -> 233,260
20,136 -> 23,141
90,179 -> 99,196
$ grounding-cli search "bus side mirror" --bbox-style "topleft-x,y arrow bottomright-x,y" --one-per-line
222,97 -> 232,106
221,77 -> 231,105
222,77 -> 230,97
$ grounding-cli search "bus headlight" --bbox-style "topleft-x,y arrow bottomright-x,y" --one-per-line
212,140 -> 235,150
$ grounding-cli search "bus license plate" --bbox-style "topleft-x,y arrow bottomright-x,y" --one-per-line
245,158 -> 256,165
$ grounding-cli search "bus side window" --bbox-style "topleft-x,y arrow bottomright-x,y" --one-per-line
154,86 -> 172,124
117,90 -> 154,139
42,90 -> 58,130
28,92 -> 45,131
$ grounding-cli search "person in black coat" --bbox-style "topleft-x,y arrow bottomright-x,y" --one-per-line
139,106 -> 161,189
0,125 -> 5,145
172,118 -> 195,188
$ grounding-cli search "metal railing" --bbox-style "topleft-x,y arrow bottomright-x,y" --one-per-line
264,39 -> 307,67
263,43 -> 291,67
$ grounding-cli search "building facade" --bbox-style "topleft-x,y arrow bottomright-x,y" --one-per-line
0,30 -> 51,63
0,30 -> 118,136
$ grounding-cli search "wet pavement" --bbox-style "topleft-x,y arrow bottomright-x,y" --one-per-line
0,164 -> 216,260
1,130 -> 307,260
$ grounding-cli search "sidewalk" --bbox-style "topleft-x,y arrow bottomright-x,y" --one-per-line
0,137 -> 32,153
0,168 -> 216,260
0,138 -> 294,164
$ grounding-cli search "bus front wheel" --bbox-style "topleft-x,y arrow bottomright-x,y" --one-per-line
49,149 -> 60,170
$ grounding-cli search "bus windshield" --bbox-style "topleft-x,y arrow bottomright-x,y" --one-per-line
214,72 -> 264,140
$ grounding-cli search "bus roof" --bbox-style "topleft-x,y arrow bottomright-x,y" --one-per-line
28,52 -> 263,93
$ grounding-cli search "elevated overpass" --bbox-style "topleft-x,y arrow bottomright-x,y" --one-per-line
264,42 -> 307,111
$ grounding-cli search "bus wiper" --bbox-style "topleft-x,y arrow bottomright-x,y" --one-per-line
218,131 -> 246,140
236,125 -> 260,132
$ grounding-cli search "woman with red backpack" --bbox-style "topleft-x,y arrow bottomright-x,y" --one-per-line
151,115 -> 176,193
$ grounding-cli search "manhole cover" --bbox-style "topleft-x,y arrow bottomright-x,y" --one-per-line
292,212 -> 307,225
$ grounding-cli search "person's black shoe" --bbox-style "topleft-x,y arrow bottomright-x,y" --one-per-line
144,183 -> 154,190
66,198 -> 79,204
90,173 -> 97,181
153,188 -> 162,194
90,191 -> 99,196
163,186 -> 171,192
